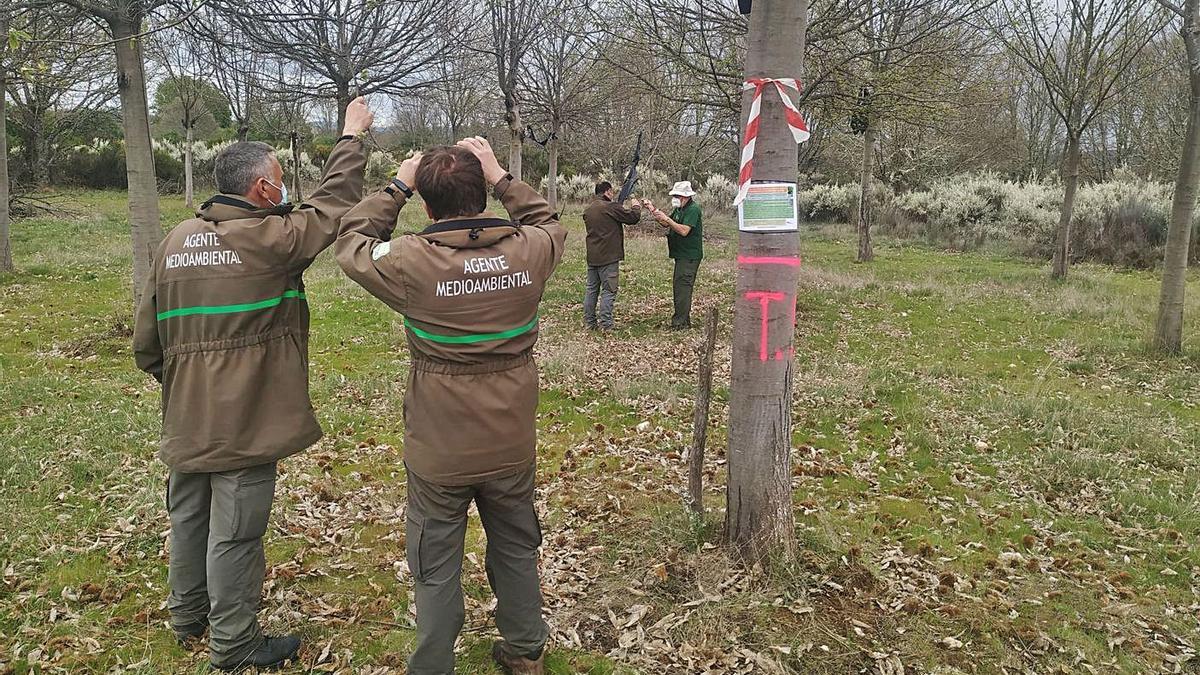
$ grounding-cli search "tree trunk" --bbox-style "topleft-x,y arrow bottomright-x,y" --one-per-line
856,119 -> 878,263
504,91 -> 524,181
184,122 -> 195,209
690,306 -> 719,514
27,117 -> 50,187
290,131 -> 304,203
0,27 -> 12,274
725,0 -> 806,566
237,121 -> 249,142
1052,134 -> 1082,280
335,84 -> 352,137
547,119 -> 559,212
1155,19 -> 1200,353
112,16 -> 163,305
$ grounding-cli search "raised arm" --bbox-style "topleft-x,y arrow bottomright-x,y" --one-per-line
610,201 -> 642,225
458,136 -> 568,274
277,97 -> 373,270
333,154 -> 421,313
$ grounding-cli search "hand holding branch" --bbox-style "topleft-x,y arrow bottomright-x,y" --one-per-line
342,96 -> 374,138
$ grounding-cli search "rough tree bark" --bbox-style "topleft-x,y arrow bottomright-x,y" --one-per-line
0,14 -> 11,274
290,130 -> 304,203
856,120 -> 878,263
26,118 -> 50,187
112,15 -> 163,304
1154,0 -> 1200,353
725,0 -> 806,565
183,121 -> 195,209
546,117 -> 560,211
336,84 -> 352,138
1051,133 -> 1082,280
504,91 -> 524,182
690,306 -> 719,514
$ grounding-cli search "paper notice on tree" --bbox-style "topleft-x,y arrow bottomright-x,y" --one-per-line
737,182 -> 798,232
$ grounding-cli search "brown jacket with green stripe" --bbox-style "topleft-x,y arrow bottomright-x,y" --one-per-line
334,176 -> 567,486
133,137 -> 367,473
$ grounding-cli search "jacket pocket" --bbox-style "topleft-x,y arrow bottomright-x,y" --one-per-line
232,473 -> 276,541
533,509 -> 544,549
406,513 -> 426,582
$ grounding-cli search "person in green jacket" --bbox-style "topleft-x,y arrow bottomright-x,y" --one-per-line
643,180 -> 703,329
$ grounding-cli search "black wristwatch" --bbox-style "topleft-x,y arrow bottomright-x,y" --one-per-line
385,177 -> 414,198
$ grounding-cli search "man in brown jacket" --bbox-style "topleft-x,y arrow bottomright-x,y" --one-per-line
133,98 -> 374,671
335,137 -> 565,675
582,181 -> 640,330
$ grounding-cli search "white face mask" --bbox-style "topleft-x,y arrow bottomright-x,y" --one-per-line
264,178 -> 289,206
671,197 -> 683,208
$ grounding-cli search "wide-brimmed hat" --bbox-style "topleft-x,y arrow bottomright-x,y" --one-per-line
669,181 -> 696,197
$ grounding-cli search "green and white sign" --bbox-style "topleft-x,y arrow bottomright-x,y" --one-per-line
737,181 -> 799,232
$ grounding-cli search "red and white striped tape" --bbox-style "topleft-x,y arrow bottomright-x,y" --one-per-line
734,78 -> 811,206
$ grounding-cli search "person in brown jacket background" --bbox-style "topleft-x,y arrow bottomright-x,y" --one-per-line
335,137 -> 565,675
133,98 -> 374,671
581,180 -> 640,331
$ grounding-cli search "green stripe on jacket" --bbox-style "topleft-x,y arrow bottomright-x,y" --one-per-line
403,314 -> 539,344
157,290 -> 307,321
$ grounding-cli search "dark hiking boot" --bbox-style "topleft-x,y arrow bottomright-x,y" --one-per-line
211,634 -> 301,672
492,640 -> 544,675
174,621 -> 207,648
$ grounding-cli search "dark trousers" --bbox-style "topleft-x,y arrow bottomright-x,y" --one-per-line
583,262 -> 620,329
672,258 -> 701,328
167,462 -> 277,668
405,464 -> 548,674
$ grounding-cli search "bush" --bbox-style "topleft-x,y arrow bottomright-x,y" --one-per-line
697,174 -> 736,212
154,148 -> 185,191
60,140 -> 126,189
795,170 -> 1194,268
365,149 -> 397,185
798,183 -> 861,222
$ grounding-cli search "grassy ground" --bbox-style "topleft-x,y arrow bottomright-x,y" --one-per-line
1,189 -> 1198,674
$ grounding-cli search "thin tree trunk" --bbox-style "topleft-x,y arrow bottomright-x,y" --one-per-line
690,306 -> 719,514
725,0 -> 806,566
504,91 -> 524,181
856,120 -> 877,263
1052,135 -> 1082,280
0,20 -> 12,274
112,16 -> 163,305
28,118 -> 50,187
336,84 -> 351,137
1155,23 -> 1200,353
547,119 -> 559,212
237,121 -> 249,142
184,122 -> 195,209
290,131 -> 304,203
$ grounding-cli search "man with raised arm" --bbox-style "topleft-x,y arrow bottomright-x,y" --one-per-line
133,98 -> 374,671
334,137 -> 566,675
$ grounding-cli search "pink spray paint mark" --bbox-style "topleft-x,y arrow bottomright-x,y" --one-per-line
737,255 -> 802,267
744,291 -> 786,362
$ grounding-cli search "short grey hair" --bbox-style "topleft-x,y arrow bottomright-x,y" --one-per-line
214,141 -> 277,195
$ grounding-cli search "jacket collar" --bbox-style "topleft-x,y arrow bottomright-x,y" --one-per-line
420,215 -> 513,235
198,193 -> 294,222
419,214 -> 519,249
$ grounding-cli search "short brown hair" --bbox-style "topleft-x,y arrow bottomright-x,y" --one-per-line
415,146 -> 486,220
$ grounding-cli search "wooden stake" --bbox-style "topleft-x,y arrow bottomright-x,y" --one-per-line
690,306 -> 719,514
